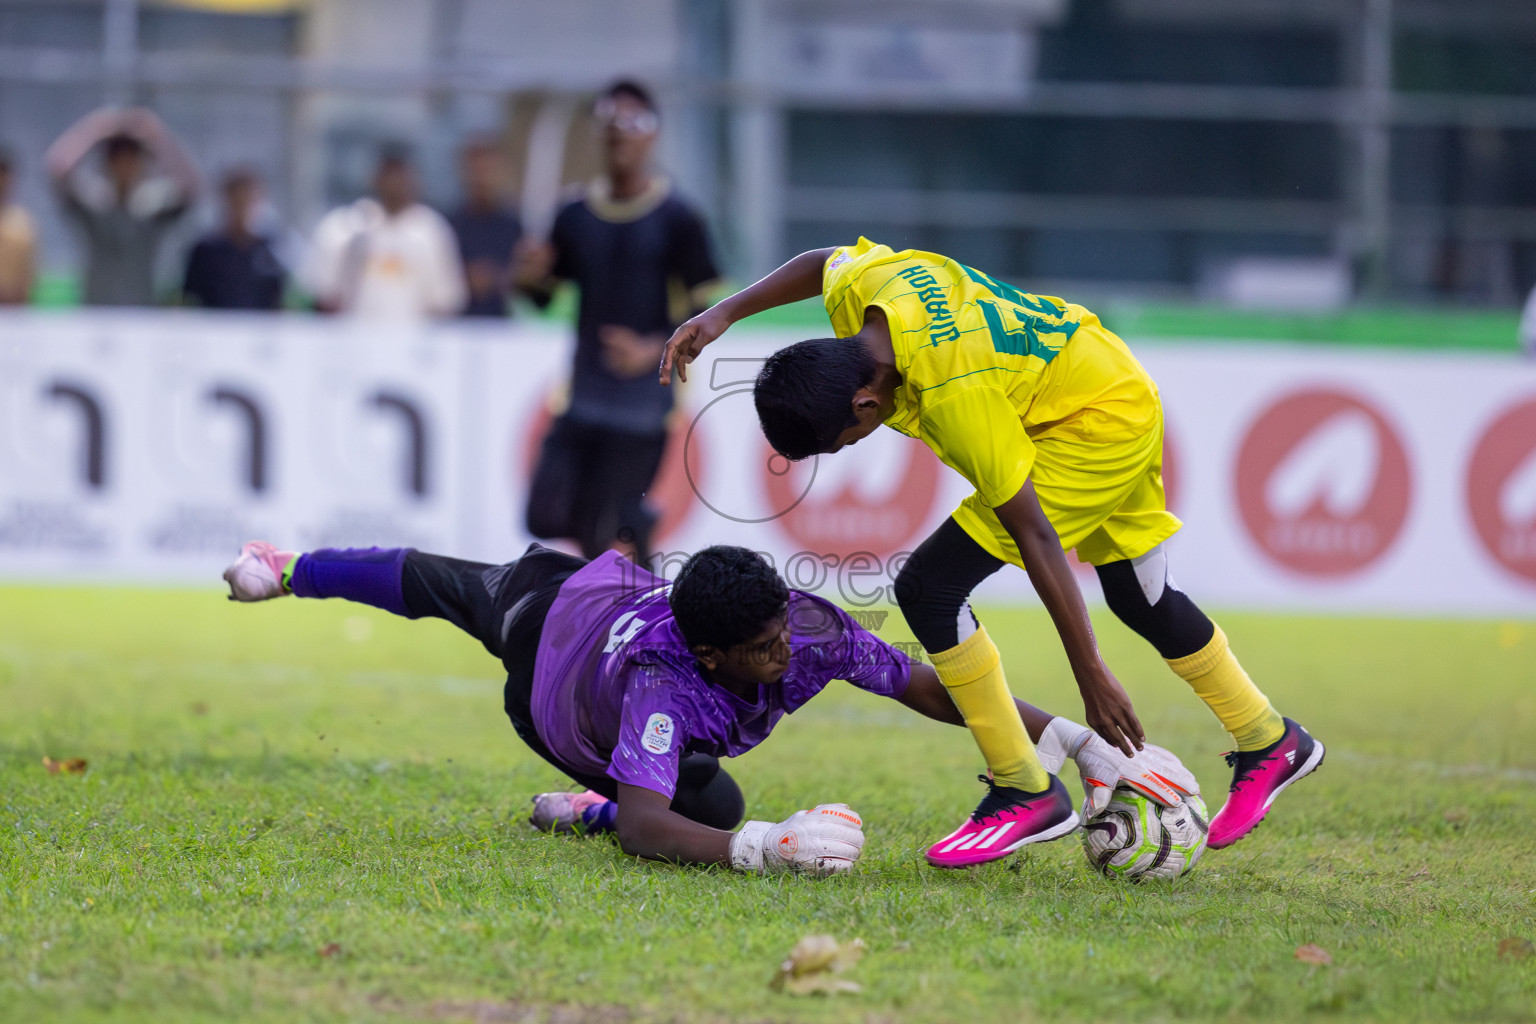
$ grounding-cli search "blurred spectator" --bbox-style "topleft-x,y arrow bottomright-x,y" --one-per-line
182,168 -> 286,311
0,146 -> 36,305
449,139 -> 522,318
46,108 -> 199,306
307,146 -> 465,320
516,80 -> 719,563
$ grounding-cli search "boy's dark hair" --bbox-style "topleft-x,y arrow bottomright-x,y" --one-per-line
603,79 -> 657,112
754,338 -> 877,461
0,145 -> 13,173
670,545 -> 789,651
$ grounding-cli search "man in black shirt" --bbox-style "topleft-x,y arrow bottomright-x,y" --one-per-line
517,81 -> 719,564
182,168 -> 285,310
449,139 -> 521,318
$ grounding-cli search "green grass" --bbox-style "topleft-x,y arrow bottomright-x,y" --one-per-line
2,586 -> 1534,1024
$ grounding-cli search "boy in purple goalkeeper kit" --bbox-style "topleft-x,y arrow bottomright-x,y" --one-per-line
223,540 -> 1196,873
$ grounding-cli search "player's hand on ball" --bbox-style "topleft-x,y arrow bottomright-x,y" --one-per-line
729,803 -> 865,876
1076,737 -> 1200,816
1038,717 -> 1198,816
1124,742 -> 1200,803
1078,665 -> 1145,757
659,308 -> 732,385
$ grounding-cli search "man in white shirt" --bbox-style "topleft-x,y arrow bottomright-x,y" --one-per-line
308,147 -> 465,320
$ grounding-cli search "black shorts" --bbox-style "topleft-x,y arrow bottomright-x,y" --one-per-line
524,416 -> 668,561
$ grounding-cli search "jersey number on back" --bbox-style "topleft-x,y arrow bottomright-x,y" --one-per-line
605,611 -> 648,653
961,264 -> 1078,364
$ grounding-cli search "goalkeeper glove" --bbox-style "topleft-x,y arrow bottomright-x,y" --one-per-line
729,803 -> 865,876
1036,717 -> 1199,817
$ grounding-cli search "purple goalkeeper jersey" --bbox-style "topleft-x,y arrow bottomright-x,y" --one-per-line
531,553 -> 912,798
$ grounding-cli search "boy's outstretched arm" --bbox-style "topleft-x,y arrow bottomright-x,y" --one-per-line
897,663 -> 1054,739
659,247 -> 835,384
993,480 -> 1146,757
615,783 -> 866,875
614,783 -> 732,865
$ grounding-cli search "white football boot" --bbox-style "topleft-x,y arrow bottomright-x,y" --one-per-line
223,541 -> 296,602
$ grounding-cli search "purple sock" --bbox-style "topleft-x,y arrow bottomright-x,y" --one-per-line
581,800 -> 618,834
289,547 -> 412,618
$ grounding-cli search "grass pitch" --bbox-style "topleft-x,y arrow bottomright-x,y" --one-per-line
2,585 -> 1533,1024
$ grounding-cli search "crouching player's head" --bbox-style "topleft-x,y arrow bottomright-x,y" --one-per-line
670,546 -> 791,686
753,339 -> 883,460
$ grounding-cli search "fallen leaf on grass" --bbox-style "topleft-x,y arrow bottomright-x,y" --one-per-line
1497,937 -> 1534,961
1406,865 -> 1430,882
318,943 -> 342,958
1295,944 -> 1333,965
190,702 -> 209,716
770,934 -> 866,995
1442,809 -> 1468,828
42,757 -> 88,775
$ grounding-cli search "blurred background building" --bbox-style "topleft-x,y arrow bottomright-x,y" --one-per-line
0,0 -> 1535,307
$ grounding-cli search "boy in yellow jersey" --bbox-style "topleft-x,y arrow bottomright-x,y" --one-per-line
660,237 -> 1324,867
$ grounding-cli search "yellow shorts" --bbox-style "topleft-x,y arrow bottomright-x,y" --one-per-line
950,391 -> 1182,571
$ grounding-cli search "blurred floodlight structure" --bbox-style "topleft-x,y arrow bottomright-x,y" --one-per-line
0,0 -> 1534,304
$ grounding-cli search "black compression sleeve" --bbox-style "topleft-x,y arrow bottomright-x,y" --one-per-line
893,518 -> 1006,652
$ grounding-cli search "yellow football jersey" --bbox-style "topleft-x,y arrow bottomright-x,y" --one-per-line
822,237 -> 1178,566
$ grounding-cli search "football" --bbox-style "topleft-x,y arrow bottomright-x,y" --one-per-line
1082,787 -> 1209,882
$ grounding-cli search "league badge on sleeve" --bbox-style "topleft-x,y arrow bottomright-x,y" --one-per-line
641,713 -> 675,755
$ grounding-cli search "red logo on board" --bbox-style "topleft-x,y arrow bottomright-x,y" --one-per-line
1236,390 -> 1411,576
763,431 -> 945,558
1466,397 -> 1536,586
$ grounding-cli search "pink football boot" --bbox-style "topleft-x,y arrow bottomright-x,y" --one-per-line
926,775 -> 1079,868
1208,718 -> 1325,849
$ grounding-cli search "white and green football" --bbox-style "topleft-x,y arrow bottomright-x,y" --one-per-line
1081,786 -> 1209,882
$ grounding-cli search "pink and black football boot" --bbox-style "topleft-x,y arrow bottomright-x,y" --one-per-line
926,774 -> 1079,868
1207,718 -> 1325,849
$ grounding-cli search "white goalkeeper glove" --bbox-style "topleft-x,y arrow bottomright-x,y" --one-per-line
1036,717 -> 1199,817
729,803 -> 865,876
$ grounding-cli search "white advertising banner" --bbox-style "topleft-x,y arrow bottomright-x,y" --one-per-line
0,313 -> 465,579
1,311 -> 1534,617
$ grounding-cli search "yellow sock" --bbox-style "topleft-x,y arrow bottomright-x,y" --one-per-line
930,624 -> 1050,792
1166,625 -> 1284,751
